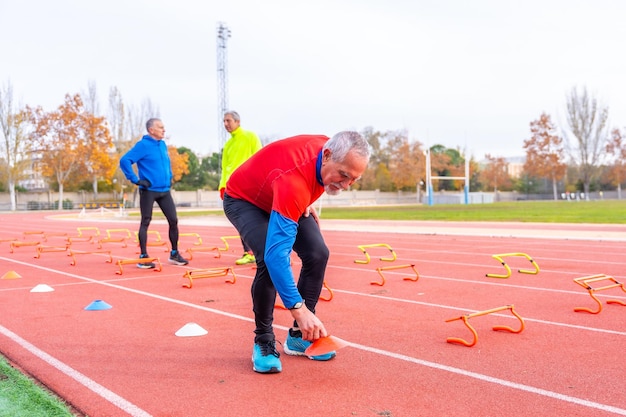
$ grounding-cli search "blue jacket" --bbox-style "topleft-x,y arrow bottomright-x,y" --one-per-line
119,135 -> 172,192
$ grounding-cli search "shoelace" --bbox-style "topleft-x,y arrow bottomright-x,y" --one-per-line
259,340 -> 280,357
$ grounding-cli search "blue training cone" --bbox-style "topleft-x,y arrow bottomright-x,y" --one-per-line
84,299 -> 112,311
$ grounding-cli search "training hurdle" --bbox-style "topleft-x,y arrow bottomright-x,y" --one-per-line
115,257 -> 162,275
42,232 -> 68,242
179,232 -> 204,246
319,281 -> 334,301
486,252 -> 539,278
135,230 -> 169,252
68,249 -> 113,266
182,267 -> 236,288
67,227 -> 101,243
9,241 -> 40,253
445,305 -> 525,347
35,244 -> 69,259
275,281 -> 334,309
373,264 -> 419,286
573,274 -> 626,314
218,235 -> 241,252
185,246 -> 221,260
98,229 -> 132,248
23,231 -> 45,239
354,243 -> 397,264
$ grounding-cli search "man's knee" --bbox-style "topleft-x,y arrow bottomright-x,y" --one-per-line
302,243 -> 329,265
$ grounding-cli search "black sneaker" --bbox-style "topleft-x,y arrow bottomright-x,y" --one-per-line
137,254 -> 156,269
169,250 -> 189,266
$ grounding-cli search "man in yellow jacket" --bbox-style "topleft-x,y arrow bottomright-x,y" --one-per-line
219,111 -> 263,265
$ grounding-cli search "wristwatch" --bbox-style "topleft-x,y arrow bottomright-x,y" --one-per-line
289,301 -> 305,310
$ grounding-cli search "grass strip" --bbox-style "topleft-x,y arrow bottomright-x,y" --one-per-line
0,355 -> 75,417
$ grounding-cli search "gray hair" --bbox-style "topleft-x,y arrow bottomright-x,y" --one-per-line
323,131 -> 371,162
146,118 -> 161,131
224,111 -> 240,122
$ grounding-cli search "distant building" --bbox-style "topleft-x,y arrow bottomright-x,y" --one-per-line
506,156 -> 525,179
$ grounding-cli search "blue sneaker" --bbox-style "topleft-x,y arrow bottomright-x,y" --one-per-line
252,341 -> 282,373
284,331 -> 336,361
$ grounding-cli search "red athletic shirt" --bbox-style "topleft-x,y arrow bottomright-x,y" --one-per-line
226,135 -> 329,222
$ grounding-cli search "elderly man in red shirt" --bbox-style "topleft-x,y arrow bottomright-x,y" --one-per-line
223,131 -> 370,373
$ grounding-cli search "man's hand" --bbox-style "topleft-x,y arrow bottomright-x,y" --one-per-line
290,305 -> 328,341
135,179 -> 151,188
304,206 -> 320,225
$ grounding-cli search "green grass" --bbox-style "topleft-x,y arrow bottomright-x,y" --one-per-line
0,355 -> 75,417
160,199 -> 626,224
315,200 -> 626,223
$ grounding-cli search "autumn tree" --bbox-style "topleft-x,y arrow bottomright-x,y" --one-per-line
479,154 -> 512,195
0,80 -> 33,210
28,94 -> 112,209
523,113 -> 566,200
168,145 -> 190,183
564,86 -> 609,197
605,128 -> 626,199
78,82 -> 116,197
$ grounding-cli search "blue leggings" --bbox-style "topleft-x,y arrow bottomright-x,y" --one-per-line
223,195 -> 329,343
138,189 -> 179,254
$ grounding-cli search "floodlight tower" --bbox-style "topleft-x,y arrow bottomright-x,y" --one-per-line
216,22 -> 231,151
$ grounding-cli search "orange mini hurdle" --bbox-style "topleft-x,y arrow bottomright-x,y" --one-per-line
373,264 -> 419,286
115,257 -> 162,275
69,249 -> 113,266
35,244 -> 69,259
182,267 -> 236,288
573,274 -> 626,314
445,305 -> 525,347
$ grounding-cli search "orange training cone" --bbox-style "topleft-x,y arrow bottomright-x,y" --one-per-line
1,271 -> 21,280
304,335 -> 349,357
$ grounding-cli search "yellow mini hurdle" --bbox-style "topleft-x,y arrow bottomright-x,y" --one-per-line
354,243 -> 397,264
573,274 -> 626,314
486,252 -> 539,279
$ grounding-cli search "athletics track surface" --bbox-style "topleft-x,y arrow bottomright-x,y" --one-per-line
0,211 -> 625,417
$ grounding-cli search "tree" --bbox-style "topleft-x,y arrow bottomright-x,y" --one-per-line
168,145 -> 190,183
605,128 -> 626,199
523,113 -> 566,200
28,94 -> 112,209
564,86 -> 609,198
479,154 -> 512,195
176,146 -> 207,190
0,80 -> 33,210
389,138 -> 425,191
80,81 -> 116,198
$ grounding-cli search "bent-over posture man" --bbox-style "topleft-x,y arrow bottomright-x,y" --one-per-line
120,118 -> 189,268
223,131 -> 370,373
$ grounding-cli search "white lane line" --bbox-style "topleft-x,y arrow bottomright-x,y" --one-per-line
0,325 -> 152,417
333,288 -> 626,336
2,257 -> 626,416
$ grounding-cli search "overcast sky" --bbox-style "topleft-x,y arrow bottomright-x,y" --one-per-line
2,0 -> 626,159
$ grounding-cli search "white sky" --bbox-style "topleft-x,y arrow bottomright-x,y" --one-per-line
2,0 -> 626,158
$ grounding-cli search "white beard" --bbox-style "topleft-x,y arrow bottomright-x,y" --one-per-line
325,185 -> 342,196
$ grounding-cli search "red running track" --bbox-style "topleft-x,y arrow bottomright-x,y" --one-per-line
0,211 -> 625,417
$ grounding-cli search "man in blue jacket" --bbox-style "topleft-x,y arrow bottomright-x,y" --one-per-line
119,118 -> 188,268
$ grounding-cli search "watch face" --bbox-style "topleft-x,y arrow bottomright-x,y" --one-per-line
291,302 -> 303,309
